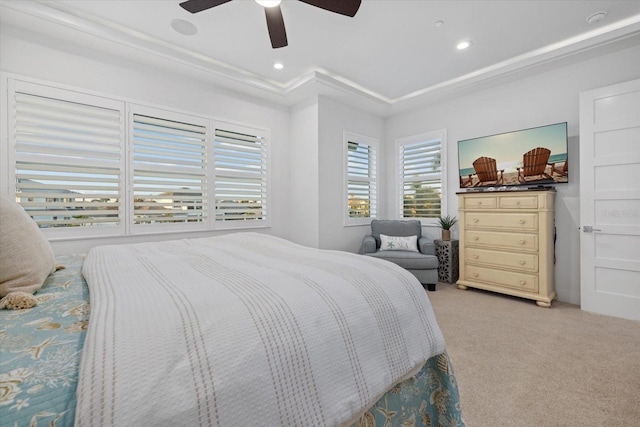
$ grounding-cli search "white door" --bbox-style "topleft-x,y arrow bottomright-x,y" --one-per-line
579,79 -> 640,321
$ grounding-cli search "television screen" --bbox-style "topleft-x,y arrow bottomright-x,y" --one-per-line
457,122 -> 568,188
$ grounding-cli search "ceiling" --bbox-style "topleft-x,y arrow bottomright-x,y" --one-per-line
2,0 -> 640,114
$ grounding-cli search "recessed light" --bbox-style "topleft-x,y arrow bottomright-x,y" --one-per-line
586,11 -> 607,25
256,0 -> 281,7
171,19 -> 197,36
457,40 -> 472,50
273,62 -> 284,70
435,20 -> 444,27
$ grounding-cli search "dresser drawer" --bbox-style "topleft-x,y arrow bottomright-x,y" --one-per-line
464,265 -> 538,293
464,196 -> 497,209
465,248 -> 538,272
465,212 -> 538,231
499,195 -> 538,209
465,230 -> 538,251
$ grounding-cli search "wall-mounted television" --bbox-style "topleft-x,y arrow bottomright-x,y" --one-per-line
457,122 -> 568,189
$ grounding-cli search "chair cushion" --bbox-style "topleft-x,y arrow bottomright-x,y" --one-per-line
370,219 -> 422,248
365,251 -> 438,270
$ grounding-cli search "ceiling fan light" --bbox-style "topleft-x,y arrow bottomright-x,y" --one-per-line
256,0 -> 281,7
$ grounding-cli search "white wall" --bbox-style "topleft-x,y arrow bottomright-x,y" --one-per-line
0,32 -> 292,255
385,44 -> 640,304
289,97 -> 320,247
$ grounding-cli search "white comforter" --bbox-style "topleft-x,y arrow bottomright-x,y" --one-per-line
76,233 -> 445,426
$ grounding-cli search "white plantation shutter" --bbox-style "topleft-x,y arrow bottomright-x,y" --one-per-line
6,78 -> 272,238
345,134 -> 377,225
214,127 -> 267,226
397,130 -> 446,220
132,111 -> 208,228
11,84 -> 124,235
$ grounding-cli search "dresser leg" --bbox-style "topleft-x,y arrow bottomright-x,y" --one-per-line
457,284 -> 468,290
536,300 -> 551,308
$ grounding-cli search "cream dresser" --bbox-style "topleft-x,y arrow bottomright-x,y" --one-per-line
456,190 -> 556,307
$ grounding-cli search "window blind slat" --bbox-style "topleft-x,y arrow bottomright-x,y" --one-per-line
134,122 -> 207,143
16,162 -> 117,175
35,217 -> 119,226
16,129 -> 120,151
16,173 -> 118,184
134,115 -> 205,133
16,92 -> 120,120
215,129 -> 262,143
134,147 -> 205,162
216,138 -> 263,151
132,136 -> 205,152
16,143 -> 120,162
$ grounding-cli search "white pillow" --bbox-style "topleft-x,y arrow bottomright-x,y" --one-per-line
0,193 -> 56,297
379,234 -> 419,252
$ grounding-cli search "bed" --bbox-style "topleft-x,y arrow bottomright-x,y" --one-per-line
1,233 -> 464,427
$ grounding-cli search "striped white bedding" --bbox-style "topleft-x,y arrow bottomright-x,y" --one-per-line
76,233 -> 445,426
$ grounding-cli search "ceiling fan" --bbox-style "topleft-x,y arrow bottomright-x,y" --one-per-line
179,0 -> 362,48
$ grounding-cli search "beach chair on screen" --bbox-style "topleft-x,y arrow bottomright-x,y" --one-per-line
472,157 -> 504,186
459,174 -> 474,187
517,147 -> 552,183
549,158 -> 568,177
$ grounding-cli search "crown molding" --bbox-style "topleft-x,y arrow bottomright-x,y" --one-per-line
2,1 -> 640,117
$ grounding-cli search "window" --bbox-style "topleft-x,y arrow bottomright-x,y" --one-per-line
9,80 -> 125,238
213,124 -> 269,228
396,130 -> 447,221
5,77 -> 270,238
131,106 -> 208,232
344,132 -> 377,226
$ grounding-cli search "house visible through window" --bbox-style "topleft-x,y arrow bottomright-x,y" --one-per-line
397,130 -> 446,221
345,132 -> 377,225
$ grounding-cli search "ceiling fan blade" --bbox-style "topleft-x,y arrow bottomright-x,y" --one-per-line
299,0 -> 361,17
265,5 -> 288,49
179,0 -> 233,14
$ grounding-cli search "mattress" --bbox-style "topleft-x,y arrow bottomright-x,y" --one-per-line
1,240 -> 464,426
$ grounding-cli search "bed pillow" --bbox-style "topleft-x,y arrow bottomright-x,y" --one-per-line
379,234 -> 419,252
0,193 -> 56,297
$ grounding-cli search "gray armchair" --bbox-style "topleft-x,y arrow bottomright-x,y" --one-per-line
359,219 -> 439,290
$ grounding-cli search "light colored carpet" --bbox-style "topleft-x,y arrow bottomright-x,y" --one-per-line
427,283 -> 640,427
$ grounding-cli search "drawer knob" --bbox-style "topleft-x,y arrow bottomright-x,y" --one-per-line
473,254 -> 479,259
519,260 -> 526,265
478,201 -> 482,205
473,218 -> 479,223
519,219 -> 526,224
473,273 -> 479,278
516,201 -> 521,205
473,236 -> 479,241
519,239 -> 526,245
519,280 -> 526,285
